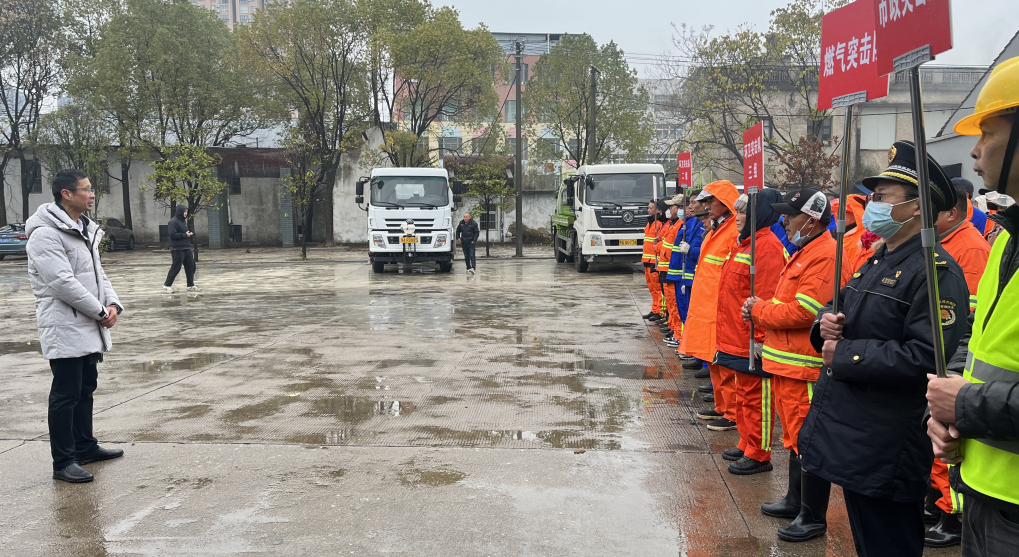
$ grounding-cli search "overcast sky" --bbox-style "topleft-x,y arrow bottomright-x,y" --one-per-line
440,0 -> 1019,75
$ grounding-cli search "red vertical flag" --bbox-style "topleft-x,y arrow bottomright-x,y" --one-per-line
872,0 -> 953,75
818,0 -> 890,110
676,152 -> 692,188
743,123 -> 764,194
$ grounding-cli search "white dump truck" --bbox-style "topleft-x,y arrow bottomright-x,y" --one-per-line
355,168 -> 465,273
551,163 -> 667,272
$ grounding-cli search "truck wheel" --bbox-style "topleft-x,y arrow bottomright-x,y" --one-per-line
566,234 -> 576,263
574,243 -> 589,273
438,261 -> 453,273
555,237 -> 567,263
372,261 -> 385,273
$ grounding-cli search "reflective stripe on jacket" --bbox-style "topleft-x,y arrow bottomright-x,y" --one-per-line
658,218 -> 682,276
677,181 -> 740,361
752,233 -> 846,381
959,228 -> 1019,506
642,220 -> 660,265
941,220 -> 991,311
668,216 -> 704,282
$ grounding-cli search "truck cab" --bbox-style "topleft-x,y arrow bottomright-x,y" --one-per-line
551,163 -> 666,272
356,168 -> 464,273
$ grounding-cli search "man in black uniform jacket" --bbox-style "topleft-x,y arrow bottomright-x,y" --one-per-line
796,141 -> 970,557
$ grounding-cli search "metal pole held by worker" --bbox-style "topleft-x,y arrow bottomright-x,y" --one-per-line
832,103 -> 855,315
748,187 -> 757,370
907,65 -> 949,379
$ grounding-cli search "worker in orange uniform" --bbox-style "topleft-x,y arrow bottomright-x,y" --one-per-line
835,193 -> 869,282
642,200 -> 665,322
714,190 -> 785,472
679,180 -> 740,424
742,188 -> 848,542
659,195 -> 686,346
923,180 -> 992,548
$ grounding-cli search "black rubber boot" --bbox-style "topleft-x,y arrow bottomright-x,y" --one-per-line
722,447 -> 744,462
761,452 -> 802,518
924,512 -> 962,547
776,470 -> 830,542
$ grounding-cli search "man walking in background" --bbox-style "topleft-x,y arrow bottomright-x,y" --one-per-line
164,205 -> 198,293
26,169 -> 125,483
456,212 -> 480,274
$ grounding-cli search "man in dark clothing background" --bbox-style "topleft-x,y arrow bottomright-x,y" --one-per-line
164,205 -> 198,293
798,141 -> 969,556
456,212 -> 480,274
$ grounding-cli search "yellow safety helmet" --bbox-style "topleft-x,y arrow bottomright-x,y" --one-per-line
954,56 -> 1019,136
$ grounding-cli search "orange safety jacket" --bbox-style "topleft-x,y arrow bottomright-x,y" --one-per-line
940,220 -> 991,311
642,219 -> 661,267
839,195 -> 869,281
751,232 -> 850,381
657,218 -> 683,274
714,229 -> 785,360
677,180 -> 740,362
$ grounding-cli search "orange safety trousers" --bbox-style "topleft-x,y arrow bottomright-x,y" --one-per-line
735,372 -> 774,462
664,282 -> 680,332
931,459 -> 961,514
772,375 -> 813,455
645,267 -> 664,315
709,363 -> 737,422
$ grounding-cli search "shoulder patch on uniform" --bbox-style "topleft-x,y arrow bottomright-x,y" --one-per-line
940,299 -> 957,327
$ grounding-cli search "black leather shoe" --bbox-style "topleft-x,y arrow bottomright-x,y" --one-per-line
659,326 -> 672,334
53,463 -> 94,483
78,446 -> 124,465
696,408 -> 722,420
697,384 -> 713,393
777,471 -> 831,542
722,448 -> 744,461
642,312 -> 657,320
648,314 -> 662,322
728,456 -> 773,475
924,512 -> 962,547
701,393 -> 715,403
683,360 -> 702,370
762,452 -> 802,518
694,368 -> 710,379
706,418 -> 738,431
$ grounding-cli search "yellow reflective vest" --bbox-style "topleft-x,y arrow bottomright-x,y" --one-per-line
960,229 -> 1019,506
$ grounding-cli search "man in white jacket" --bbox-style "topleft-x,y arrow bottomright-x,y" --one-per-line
26,169 -> 125,483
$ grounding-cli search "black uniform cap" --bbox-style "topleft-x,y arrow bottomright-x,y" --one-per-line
861,140 -> 957,212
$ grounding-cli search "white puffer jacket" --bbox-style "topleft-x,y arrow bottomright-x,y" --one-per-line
26,203 -> 123,360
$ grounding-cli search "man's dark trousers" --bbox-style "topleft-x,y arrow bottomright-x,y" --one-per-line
843,487 -> 924,557
962,495 -> 1019,557
49,355 -> 100,470
462,242 -> 476,270
164,249 -> 196,287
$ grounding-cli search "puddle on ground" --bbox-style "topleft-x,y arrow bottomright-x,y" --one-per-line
398,468 -> 466,487
0,340 -> 41,356
223,395 -> 301,423
377,359 -> 437,368
133,353 -> 233,373
304,395 -> 415,422
165,339 -> 255,350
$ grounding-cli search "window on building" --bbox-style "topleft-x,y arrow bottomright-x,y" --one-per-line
479,210 -> 497,231
22,160 -> 42,194
760,117 -> 774,140
504,100 -> 522,124
229,176 -> 241,195
504,63 -> 529,85
505,138 -> 527,159
438,99 -> 461,122
655,124 -> 681,141
567,139 -> 581,160
229,225 -> 242,243
415,134 -> 430,156
537,137 -> 559,158
239,15 -> 251,23
813,117 -> 833,142
860,110 -> 896,150
239,6 -> 248,13
438,136 -> 462,161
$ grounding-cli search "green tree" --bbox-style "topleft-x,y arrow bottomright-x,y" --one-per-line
239,0 -> 370,248
447,154 -> 515,257
36,101 -> 115,218
523,34 -> 653,169
0,0 -> 62,225
662,0 -> 843,184
147,143 -> 226,259
382,7 -> 504,167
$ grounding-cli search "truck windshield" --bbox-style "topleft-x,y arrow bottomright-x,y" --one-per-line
371,176 -> 448,207
585,173 -> 665,206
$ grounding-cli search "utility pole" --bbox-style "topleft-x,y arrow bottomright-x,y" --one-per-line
587,66 -> 599,164
514,37 -> 525,257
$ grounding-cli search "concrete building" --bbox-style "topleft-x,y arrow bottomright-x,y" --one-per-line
189,0 -> 268,28
928,31 -> 1019,185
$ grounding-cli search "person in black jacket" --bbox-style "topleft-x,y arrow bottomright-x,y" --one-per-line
456,213 -> 480,274
163,205 -> 198,292
798,142 -> 969,556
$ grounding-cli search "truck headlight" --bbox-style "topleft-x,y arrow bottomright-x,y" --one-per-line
373,234 -> 385,247
435,234 -> 448,247
589,233 -> 603,247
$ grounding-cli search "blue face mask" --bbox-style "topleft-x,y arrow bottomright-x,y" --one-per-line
862,199 -> 916,239
790,221 -> 814,246
676,210 -> 685,220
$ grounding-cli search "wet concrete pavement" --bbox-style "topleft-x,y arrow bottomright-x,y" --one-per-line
0,253 -> 961,556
